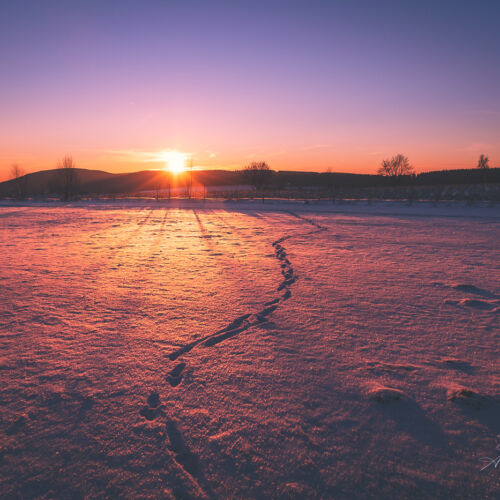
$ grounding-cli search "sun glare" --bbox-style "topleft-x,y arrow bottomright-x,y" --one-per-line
161,151 -> 188,174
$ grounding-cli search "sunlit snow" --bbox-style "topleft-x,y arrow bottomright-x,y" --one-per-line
1,200 -> 498,498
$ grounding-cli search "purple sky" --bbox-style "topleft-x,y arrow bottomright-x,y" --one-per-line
1,0 -> 499,178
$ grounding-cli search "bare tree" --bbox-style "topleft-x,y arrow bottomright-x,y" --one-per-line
166,174 -> 171,199
186,157 -> 194,199
242,161 -> 273,201
10,163 -> 28,199
153,179 -> 162,201
10,163 -> 23,179
378,154 -> 414,177
477,154 -> 490,169
58,155 -> 79,201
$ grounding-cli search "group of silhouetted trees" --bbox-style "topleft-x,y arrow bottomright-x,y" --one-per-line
8,155 -> 79,200
477,154 -> 490,169
241,161 -> 273,200
57,155 -> 79,201
9,164 -> 29,199
377,153 -> 490,178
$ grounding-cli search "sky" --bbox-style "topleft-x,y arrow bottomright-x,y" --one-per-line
0,0 -> 499,179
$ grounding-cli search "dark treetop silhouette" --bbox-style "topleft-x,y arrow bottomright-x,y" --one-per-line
378,154 -> 414,177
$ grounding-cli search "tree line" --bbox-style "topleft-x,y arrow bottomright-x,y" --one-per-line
241,153 -> 494,194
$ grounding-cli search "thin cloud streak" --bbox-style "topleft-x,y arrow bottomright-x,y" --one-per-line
301,144 -> 334,151
106,149 -> 194,163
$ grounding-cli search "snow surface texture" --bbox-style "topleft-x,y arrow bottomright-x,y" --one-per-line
0,201 -> 499,499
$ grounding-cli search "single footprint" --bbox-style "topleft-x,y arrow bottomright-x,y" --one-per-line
278,277 -> 296,291
221,313 -> 251,332
167,362 -> 186,387
147,391 -> 161,407
258,304 -> 278,318
265,298 -> 280,306
140,391 -> 163,420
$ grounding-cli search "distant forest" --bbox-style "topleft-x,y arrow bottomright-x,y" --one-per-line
265,167 -> 500,189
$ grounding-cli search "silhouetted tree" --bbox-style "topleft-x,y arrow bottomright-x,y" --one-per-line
324,167 -> 336,202
378,154 -> 414,177
477,154 -> 490,169
10,163 -> 28,199
184,158 -> 193,198
242,161 -> 273,201
57,155 -> 79,201
166,175 -> 171,199
153,179 -> 162,201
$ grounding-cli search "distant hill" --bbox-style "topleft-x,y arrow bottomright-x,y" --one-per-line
0,168 -> 116,197
76,169 -> 246,194
0,166 -> 499,198
0,168 -> 249,197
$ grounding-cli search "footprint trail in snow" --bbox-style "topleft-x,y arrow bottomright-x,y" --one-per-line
165,211 -> 327,364
138,211 -> 327,497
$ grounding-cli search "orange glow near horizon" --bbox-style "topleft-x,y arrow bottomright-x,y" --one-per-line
0,144 -> 498,182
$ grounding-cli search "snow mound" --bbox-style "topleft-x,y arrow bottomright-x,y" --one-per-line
444,298 -> 498,311
445,384 -> 488,409
459,298 -> 497,310
366,361 -> 419,373
443,358 -> 473,372
450,283 -> 499,299
364,382 -> 406,403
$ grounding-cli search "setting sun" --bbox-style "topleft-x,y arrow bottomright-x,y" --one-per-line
160,151 -> 188,174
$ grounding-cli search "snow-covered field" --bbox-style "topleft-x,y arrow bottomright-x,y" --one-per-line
1,201 -> 499,499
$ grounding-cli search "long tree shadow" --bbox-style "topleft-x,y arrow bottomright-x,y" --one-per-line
453,398 -> 500,435
165,419 -> 215,498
